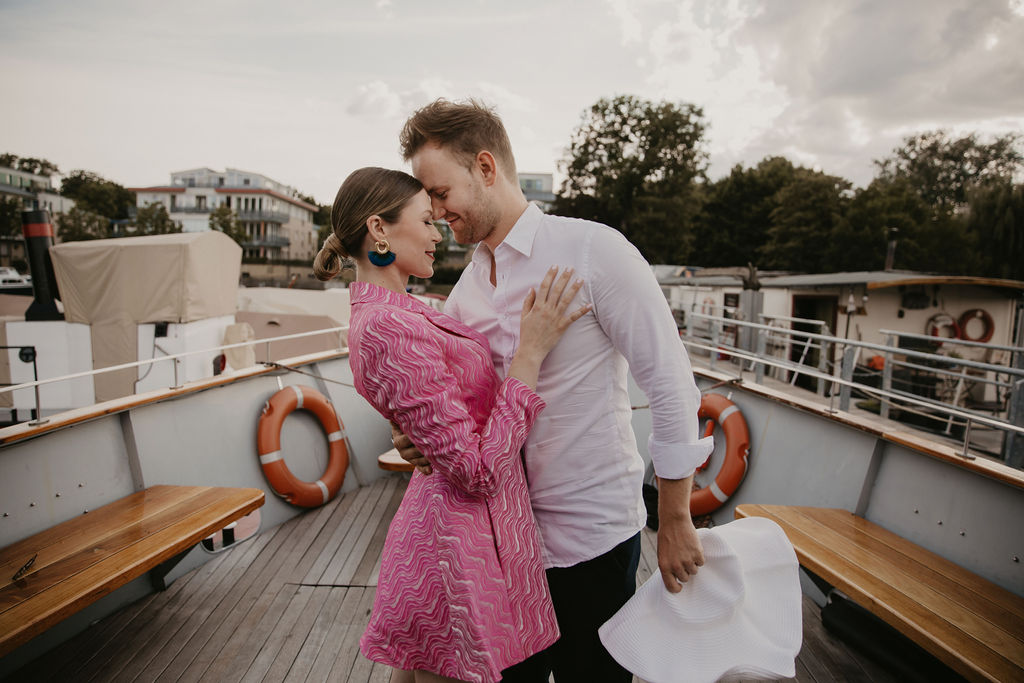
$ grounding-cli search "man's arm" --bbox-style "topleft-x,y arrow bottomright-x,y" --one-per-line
655,475 -> 704,592
587,228 -> 713,591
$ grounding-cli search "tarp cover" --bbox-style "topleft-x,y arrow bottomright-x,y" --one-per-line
50,231 -> 241,400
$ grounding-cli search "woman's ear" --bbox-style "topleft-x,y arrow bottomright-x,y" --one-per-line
365,215 -> 386,242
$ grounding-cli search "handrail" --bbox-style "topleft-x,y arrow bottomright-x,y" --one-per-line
879,328 -> 1023,354
0,326 -> 349,397
680,337 -> 1024,437
687,312 -> 1024,378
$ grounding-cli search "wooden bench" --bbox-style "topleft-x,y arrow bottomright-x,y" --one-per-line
735,504 -> 1024,682
0,484 -> 264,657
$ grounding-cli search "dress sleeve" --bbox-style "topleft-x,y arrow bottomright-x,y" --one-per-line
587,229 -> 713,479
355,309 -> 545,496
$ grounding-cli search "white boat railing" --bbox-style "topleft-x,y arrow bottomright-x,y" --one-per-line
0,326 -> 350,425
682,310 -> 1024,467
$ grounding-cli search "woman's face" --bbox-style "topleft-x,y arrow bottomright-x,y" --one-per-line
382,189 -> 443,279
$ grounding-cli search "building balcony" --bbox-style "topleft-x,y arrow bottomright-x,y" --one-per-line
244,236 -> 290,248
238,210 -> 289,224
170,206 -> 211,214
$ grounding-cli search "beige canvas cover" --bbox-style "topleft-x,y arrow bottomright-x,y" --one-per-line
50,231 -> 242,401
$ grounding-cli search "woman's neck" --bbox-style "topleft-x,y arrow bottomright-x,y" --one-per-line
357,264 -> 409,295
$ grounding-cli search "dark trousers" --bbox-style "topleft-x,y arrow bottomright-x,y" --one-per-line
500,532 -> 642,683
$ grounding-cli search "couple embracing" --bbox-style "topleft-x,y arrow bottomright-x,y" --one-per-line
313,99 -> 713,683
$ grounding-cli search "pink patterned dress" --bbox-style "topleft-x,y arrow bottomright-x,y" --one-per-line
348,282 -> 559,682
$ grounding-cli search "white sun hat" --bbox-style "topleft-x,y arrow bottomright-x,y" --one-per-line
598,516 -> 802,683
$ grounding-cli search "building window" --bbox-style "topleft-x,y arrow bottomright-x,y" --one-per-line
243,178 -> 250,186
196,195 -> 207,210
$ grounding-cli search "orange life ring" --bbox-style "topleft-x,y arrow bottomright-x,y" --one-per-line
957,308 -> 994,343
691,393 -> 750,515
257,385 -> 349,507
925,313 -> 961,342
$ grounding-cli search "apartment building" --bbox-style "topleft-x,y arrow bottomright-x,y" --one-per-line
0,165 -> 75,268
130,168 -> 318,262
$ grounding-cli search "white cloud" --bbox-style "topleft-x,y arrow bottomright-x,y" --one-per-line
346,81 -> 403,118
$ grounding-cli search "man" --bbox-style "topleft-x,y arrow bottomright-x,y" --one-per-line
394,99 -> 713,681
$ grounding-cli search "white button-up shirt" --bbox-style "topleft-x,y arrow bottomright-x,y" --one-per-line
445,204 -> 713,568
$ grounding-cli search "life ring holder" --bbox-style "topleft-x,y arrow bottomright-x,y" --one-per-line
257,385 -> 349,507
925,313 -> 961,344
692,393 -> 750,516
957,308 -> 994,343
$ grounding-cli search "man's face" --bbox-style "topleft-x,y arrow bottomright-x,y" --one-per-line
411,142 -> 497,245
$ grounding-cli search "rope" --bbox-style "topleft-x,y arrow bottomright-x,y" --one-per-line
261,361 -> 356,388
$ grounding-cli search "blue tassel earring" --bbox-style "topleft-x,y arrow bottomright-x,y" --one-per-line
368,239 -> 395,267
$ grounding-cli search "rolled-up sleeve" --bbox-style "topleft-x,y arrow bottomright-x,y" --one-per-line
355,309 -> 545,496
588,230 -> 713,479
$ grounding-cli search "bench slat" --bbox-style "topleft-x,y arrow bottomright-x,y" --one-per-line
1,488 -> 241,612
797,506 -> 1024,626
0,486 -> 213,598
736,504 -> 1024,683
0,485 -> 264,657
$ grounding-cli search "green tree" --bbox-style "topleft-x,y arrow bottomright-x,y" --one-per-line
876,131 -> 1023,210
965,179 -> 1024,280
57,206 -> 111,242
209,205 -> 247,245
831,177 -> 928,272
691,156 -> 798,267
759,169 -> 851,272
554,95 -> 709,263
0,153 -> 60,176
135,202 -> 182,236
60,170 -> 135,220
0,196 -> 23,237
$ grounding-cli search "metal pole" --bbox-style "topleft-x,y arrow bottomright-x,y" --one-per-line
839,345 -> 855,411
755,329 -> 766,385
881,333 -> 895,420
28,353 -> 48,426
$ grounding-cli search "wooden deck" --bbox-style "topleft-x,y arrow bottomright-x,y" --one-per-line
9,476 -> 902,682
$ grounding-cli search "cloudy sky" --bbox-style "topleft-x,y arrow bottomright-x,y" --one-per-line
2,0 -> 1021,204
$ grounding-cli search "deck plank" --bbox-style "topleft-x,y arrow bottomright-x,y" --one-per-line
7,476 -> 912,683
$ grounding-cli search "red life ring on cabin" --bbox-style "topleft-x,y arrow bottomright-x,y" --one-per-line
691,393 -> 750,516
957,308 -> 994,343
257,385 -> 349,507
925,313 -> 961,343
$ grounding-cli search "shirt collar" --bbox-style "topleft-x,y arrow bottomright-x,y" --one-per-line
471,203 -> 543,266
349,281 -> 426,312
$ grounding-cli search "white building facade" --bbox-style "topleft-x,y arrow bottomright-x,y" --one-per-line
0,165 -> 76,269
131,168 -> 318,262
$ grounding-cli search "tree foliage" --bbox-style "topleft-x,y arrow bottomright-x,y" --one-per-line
209,205 -> 247,245
0,196 -> 23,237
875,131 -> 1022,209
554,95 -> 708,263
1,153 -> 60,176
691,157 -> 797,268
759,170 -> 852,272
135,202 -> 182,236
60,170 -> 135,220
57,206 -> 111,242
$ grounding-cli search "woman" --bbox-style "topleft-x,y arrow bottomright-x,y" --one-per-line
313,167 -> 589,683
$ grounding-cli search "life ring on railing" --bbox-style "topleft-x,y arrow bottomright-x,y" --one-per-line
957,308 -> 994,343
257,385 -> 349,507
925,313 -> 961,343
691,393 -> 750,516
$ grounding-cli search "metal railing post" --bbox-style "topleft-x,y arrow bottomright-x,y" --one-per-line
818,338 -> 829,396
755,328 -> 766,384
28,351 -> 48,426
881,333 -> 895,420
839,345 -> 856,412
709,322 -> 720,371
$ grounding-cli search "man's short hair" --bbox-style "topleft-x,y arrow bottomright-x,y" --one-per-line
400,98 -> 518,182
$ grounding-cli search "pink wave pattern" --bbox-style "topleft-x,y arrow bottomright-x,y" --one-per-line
348,282 -> 559,683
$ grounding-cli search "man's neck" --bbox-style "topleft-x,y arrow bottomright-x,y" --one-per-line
481,194 -> 529,253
